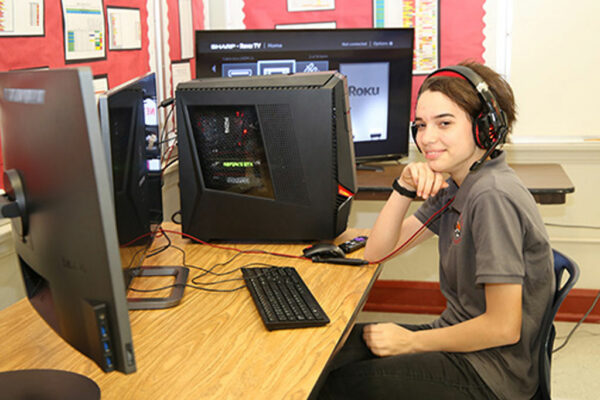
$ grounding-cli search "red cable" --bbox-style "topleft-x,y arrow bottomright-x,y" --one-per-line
120,231 -> 154,248
369,197 -> 455,265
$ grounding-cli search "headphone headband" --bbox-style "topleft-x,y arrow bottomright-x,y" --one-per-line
427,66 -> 506,126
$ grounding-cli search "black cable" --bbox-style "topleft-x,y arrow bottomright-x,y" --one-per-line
129,241 -> 309,296
190,250 -> 251,283
162,157 -> 179,172
131,228 -> 307,294
145,227 -> 171,258
163,244 -> 289,291
553,290 -> 600,353
170,210 -> 182,225
128,282 -> 246,293
126,247 -> 148,269
157,135 -> 177,146
128,242 -> 250,293
159,105 -> 175,145
159,97 -> 175,108
151,243 -> 246,289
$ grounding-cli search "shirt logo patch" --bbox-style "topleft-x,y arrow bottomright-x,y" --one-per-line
453,214 -> 463,244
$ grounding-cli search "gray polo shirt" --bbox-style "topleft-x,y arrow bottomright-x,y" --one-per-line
414,151 -> 554,400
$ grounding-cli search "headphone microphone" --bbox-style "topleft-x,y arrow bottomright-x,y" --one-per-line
411,65 -> 509,171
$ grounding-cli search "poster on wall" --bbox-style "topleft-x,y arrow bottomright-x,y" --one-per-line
374,0 -> 439,74
172,60 -> 191,91
243,0 -> 372,34
179,0 -> 194,59
276,21 -> 336,29
61,0 -> 106,62
287,0 -> 335,12
0,0 -> 44,36
107,7 -> 141,50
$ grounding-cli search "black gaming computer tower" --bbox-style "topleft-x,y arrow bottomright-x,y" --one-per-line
176,72 -> 357,241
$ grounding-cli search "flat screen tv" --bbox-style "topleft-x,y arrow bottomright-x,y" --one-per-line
195,28 -> 414,164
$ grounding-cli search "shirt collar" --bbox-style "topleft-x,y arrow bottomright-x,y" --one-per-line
450,151 -> 508,213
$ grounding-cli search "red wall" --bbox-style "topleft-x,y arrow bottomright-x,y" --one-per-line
0,0 -> 151,87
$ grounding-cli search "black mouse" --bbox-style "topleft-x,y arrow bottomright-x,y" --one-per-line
302,243 -> 345,259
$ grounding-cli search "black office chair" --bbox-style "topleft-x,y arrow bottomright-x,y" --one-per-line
533,249 -> 580,400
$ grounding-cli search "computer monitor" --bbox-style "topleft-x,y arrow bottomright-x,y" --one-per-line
195,28 -> 414,163
97,73 -> 188,309
98,72 -> 162,247
176,71 -> 356,242
0,68 -> 136,375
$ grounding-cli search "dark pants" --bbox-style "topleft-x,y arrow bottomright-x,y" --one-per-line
313,323 -> 499,400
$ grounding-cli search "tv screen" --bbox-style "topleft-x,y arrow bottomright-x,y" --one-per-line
195,28 -> 414,163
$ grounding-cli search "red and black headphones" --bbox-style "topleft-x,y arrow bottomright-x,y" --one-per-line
411,65 -> 509,171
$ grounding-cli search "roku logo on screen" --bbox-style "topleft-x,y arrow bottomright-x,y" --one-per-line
348,86 -> 380,96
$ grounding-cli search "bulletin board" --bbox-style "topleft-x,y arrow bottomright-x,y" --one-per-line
0,0 -> 150,87
0,0 -> 151,188
242,0 -> 485,115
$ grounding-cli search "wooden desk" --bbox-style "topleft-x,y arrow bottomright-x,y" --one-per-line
356,163 -> 574,204
0,225 -> 380,399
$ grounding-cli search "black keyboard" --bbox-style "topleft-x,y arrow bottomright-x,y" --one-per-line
241,266 -> 330,331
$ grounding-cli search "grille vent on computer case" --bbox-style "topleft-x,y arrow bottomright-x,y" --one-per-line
256,103 -> 310,205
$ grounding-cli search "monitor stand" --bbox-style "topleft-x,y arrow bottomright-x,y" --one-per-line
356,162 -> 384,172
0,369 -> 100,400
127,266 -> 189,310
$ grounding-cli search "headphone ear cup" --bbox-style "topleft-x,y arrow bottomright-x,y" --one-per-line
410,122 -> 422,153
473,115 -> 492,149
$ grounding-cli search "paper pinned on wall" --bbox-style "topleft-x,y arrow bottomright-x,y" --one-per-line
61,0 -> 106,62
287,0 -> 335,12
0,0 -> 44,36
276,21 -> 337,29
179,0 -> 194,59
374,0 -> 439,74
107,7 -> 142,50
172,61 -> 191,91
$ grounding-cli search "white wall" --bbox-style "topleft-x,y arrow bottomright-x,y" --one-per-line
485,0 -> 600,141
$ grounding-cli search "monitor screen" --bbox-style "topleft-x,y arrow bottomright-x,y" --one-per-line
0,68 -> 136,374
195,28 -> 414,163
